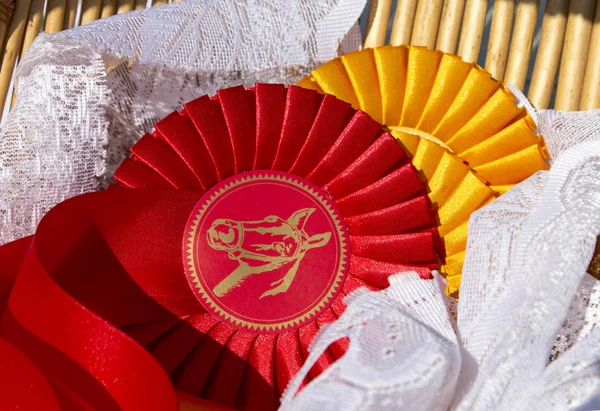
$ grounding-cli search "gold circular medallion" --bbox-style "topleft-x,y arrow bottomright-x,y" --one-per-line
183,171 -> 349,333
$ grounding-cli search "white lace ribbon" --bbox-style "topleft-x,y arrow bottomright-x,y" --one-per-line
0,0 -> 365,245
281,109 -> 600,410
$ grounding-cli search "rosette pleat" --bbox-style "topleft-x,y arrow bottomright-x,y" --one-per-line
111,84 -> 440,408
273,87 -> 323,171
299,45 -> 550,294
115,85 -> 439,277
255,84 -> 286,170
0,84 -> 440,410
216,86 -> 256,174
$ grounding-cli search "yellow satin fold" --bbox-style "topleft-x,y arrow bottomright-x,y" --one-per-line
444,220 -> 468,256
297,76 -> 322,92
460,117 -> 539,167
491,185 -> 513,195
412,138 -> 446,180
401,47 -> 442,128
445,252 -> 465,294
438,172 -> 495,236
390,128 -> 420,156
342,49 -> 383,123
299,45 -> 552,295
474,144 -> 549,185
428,152 -> 469,208
433,66 -> 498,141
311,59 -> 359,107
417,55 -> 472,133
374,46 -> 407,126
448,86 -> 523,153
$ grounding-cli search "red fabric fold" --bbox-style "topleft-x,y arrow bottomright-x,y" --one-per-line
272,86 -> 323,171
150,314 -> 217,374
342,275 -> 377,294
0,337 -> 61,411
298,321 -> 334,380
237,333 -> 278,411
290,95 -> 354,178
254,84 -> 286,170
325,132 -> 406,200
336,163 -> 425,217
172,322 -> 236,395
346,195 -> 435,235
154,111 -> 219,190
350,255 -> 433,289
123,317 -> 183,346
315,309 -> 348,360
0,83 -> 444,410
113,158 -> 173,188
131,134 -> 201,188
203,332 -> 258,407
307,111 -> 383,186
330,293 -> 347,319
424,226 -> 446,260
0,189 -> 216,411
216,86 -> 257,174
185,95 -> 236,181
32,189 -> 203,323
0,236 -> 32,315
2,244 -> 178,410
177,391 -> 236,411
350,232 -> 439,264
275,330 -> 305,396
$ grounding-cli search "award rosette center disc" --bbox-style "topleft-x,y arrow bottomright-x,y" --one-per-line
184,171 -> 349,333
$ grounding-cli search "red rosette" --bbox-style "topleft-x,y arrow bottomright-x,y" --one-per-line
0,84 -> 440,410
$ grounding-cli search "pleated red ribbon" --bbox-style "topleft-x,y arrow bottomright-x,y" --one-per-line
0,84 -> 441,410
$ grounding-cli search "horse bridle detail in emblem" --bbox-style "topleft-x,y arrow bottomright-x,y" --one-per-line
206,208 -> 332,299
183,170 -> 349,333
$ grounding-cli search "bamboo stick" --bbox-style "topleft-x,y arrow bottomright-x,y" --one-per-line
0,1 -> 15,58
134,0 -> 146,11
527,0 -> 569,109
0,1 -> 14,24
484,0 -> 516,81
390,0 -> 418,46
101,0 -> 118,18
580,0 -> 600,110
436,0 -> 466,54
63,0 -> 78,29
504,0 -> 539,90
45,0 -> 67,33
81,0 -> 102,25
555,0 -> 596,110
457,0 -> 488,63
20,0 -> 43,56
411,0 -> 444,49
118,0 -> 135,13
0,0 -> 32,112
12,0 -> 42,107
364,0 -> 393,48
152,0 -> 168,5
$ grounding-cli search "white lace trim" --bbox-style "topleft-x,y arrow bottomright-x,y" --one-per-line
0,0 -> 365,245
281,108 -> 600,410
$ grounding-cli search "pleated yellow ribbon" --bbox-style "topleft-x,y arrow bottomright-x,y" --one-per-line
299,45 -> 549,295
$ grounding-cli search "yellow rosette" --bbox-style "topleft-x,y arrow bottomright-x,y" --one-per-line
298,45 -> 549,294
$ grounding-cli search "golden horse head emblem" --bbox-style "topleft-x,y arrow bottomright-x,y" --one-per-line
207,208 -> 332,299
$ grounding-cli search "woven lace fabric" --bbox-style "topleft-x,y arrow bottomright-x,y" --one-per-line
2,2 -> 600,408
281,105 -> 600,411
0,0 -> 364,244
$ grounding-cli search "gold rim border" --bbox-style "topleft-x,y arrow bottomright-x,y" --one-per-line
184,172 -> 349,333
